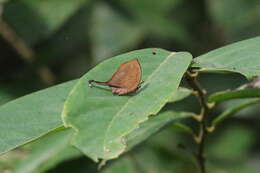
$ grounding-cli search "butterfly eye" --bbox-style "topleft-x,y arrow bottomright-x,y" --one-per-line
88,58 -> 142,95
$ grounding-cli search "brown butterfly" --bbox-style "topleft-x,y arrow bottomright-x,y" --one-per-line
88,58 -> 142,95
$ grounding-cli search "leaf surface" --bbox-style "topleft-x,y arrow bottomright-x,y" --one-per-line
192,36 -> 260,79
62,48 -> 192,161
13,129 -> 81,173
126,111 -> 193,150
168,87 -> 192,103
0,81 -> 76,155
209,89 -> 260,103
211,99 -> 260,128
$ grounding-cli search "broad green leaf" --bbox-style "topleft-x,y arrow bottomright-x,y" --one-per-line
192,36 -> 260,79
62,48 -> 192,162
168,87 -> 192,103
126,111 -> 193,150
209,89 -> 260,103
211,99 -> 260,128
0,149 -> 28,173
0,80 -> 76,155
12,111 -> 191,173
13,129 -> 81,173
218,97 -> 260,118
4,0 -> 86,44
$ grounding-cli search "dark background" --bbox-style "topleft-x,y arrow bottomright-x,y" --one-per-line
1,0 -> 260,172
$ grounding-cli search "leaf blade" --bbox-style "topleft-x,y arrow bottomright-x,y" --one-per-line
211,99 -> 260,128
168,87 -> 192,103
126,111 -> 193,150
0,81 -> 76,155
208,89 -> 260,103
62,48 -> 192,161
13,129 -> 81,173
192,36 -> 260,79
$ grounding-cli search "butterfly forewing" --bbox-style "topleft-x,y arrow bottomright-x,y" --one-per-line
107,59 -> 142,93
88,58 -> 142,95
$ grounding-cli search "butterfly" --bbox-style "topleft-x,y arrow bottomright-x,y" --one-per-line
88,58 -> 142,95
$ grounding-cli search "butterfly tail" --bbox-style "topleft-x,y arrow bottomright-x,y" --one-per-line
88,80 -> 108,87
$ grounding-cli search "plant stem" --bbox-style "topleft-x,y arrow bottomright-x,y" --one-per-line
186,71 -> 210,173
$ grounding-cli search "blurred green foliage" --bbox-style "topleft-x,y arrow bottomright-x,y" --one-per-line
1,0 -> 260,173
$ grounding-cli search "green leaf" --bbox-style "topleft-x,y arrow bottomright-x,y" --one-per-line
172,122 -> 195,136
168,87 -> 192,103
209,89 -> 260,103
13,129 -> 81,173
126,111 -> 193,150
192,36 -> 260,79
0,149 -> 28,172
211,99 -> 260,128
4,0 -> 87,44
11,111 -> 191,173
62,48 -> 192,162
0,80 -> 76,155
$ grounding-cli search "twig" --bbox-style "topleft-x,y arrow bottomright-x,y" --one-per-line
0,19 -> 56,85
186,71 -> 211,173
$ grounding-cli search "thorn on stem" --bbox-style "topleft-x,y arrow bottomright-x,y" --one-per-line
206,126 -> 215,133
192,114 -> 203,122
192,90 -> 199,96
98,159 -> 107,170
207,102 -> 215,109
193,135 -> 201,144
189,71 -> 199,78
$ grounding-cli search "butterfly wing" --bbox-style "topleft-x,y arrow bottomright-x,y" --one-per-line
107,59 -> 142,93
